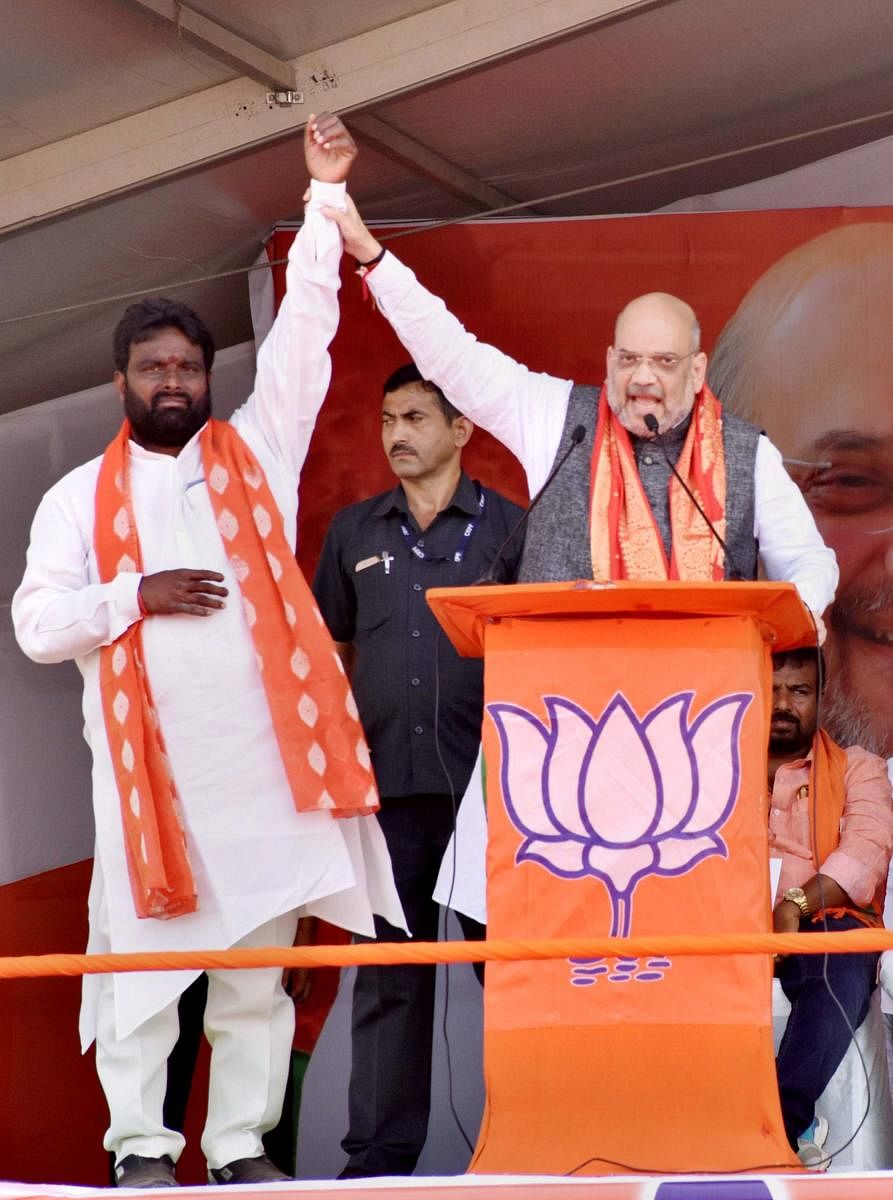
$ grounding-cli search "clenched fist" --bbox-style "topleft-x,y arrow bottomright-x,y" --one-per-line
304,112 -> 358,183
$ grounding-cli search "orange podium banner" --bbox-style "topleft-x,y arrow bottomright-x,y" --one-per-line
427,581 -> 815,1177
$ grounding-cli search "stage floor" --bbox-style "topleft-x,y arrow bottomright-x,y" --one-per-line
3,1173 -> 893,1200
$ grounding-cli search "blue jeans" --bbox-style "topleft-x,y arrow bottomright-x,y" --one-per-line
775,914 -> 878,1148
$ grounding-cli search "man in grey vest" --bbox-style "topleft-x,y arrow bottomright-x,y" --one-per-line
314,162 -> 836,615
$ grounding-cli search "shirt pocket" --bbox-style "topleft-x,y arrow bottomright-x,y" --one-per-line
352,559 -> 396,634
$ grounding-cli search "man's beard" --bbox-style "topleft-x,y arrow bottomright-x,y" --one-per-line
605,372 -> 695,435
823,581 -> 893,757
768,712 -> 811,756
605,372 -> 642,430
822,679 -> 883,754
124,382 -> 212,449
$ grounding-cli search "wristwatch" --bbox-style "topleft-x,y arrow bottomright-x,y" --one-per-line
783,886 -> 811,917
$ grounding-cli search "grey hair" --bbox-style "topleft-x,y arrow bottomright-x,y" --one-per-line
708,312 -> 752,417
710,222 -> 893,421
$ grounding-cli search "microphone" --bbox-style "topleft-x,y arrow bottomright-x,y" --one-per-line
643,412 -> 745,581
474,423 -> 586,585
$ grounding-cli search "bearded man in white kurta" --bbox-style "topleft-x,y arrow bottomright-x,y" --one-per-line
12,114 -> 402,1189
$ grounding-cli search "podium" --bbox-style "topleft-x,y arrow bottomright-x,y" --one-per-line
427,580 -> 814,1176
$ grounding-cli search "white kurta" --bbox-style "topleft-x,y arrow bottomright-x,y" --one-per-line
12,181 -> 403,1046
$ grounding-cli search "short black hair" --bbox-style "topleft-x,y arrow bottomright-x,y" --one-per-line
771,646 -> 826,690
383,362 -> 461,423
113,297 -> 215,373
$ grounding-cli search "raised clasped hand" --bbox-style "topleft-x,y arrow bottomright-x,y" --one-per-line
304,111 -> 358,184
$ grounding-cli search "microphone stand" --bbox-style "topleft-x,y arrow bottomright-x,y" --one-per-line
474,423 -> 586,585
643,412 -> 745,581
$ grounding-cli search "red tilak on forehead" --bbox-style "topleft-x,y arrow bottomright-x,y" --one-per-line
133,350 -> 202,365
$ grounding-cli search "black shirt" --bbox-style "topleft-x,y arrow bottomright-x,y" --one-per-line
312,473 -> 524,798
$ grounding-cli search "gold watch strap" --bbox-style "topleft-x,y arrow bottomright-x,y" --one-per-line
783,887 -> 811,917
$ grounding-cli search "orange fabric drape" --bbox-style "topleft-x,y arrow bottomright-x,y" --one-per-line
473,598 -> 795,1175
590,387 -> 727,582
95,420 -> 379,919
809,730 -> 883,926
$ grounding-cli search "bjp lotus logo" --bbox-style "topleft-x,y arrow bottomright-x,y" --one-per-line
487,690 -> 751,985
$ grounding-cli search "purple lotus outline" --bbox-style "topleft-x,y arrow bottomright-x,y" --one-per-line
487,690 -> 752,938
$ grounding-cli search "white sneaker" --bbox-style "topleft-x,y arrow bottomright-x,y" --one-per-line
797,1115 -> 830,1171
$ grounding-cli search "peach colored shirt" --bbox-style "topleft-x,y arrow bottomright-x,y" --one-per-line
769,743 -> 893,909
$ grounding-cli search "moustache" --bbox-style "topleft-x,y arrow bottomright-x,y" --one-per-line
390,444 -> 416,457
770,712 -> 799,727
831,581 -> 893,625
152,391 -> 192,407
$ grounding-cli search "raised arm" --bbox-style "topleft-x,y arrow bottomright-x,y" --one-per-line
234,113 -> 356,480
323,194 -> 572,496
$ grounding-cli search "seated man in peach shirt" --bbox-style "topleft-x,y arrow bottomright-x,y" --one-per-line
769,648 -> 893,1169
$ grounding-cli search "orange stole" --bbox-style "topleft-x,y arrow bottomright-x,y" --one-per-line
95,420 -> 378,919
810,730 -> 883,926
590,387 -> 727,582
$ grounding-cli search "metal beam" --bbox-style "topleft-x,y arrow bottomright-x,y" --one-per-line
351,113 -> 525,213
126,0 -> 297,92
0,0 -> 657,236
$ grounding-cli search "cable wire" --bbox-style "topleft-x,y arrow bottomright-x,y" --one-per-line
432,620 -> 476,1157
796,619 -> 873,1169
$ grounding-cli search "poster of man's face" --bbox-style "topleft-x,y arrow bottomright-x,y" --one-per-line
709,225 -> 893,760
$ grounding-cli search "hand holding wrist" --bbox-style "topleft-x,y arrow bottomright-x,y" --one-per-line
350,232 -> 384,263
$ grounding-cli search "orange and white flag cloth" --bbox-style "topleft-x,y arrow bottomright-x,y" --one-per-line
94,419 -> 379,920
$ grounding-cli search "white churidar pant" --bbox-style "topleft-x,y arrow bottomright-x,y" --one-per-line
96,911 -> 298,1168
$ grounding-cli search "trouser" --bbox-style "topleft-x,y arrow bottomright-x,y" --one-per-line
162,974 -> 210,1136
775,914 -> 879,1148
341,795 -> 484,1178
96,910 -> 298,1170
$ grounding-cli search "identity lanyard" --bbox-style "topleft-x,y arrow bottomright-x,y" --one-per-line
398,485 -> 485,564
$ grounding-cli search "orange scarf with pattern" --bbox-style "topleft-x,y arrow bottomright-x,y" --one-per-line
94,419 -> 379,920
589,386 -> 727,581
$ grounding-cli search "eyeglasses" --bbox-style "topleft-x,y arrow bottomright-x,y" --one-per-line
786,455 -> 893,520
612,350 -> 696,374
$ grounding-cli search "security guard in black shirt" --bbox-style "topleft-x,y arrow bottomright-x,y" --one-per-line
313,363 -> 524,1178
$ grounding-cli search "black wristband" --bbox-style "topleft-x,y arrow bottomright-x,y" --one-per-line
356,247 -> 386,269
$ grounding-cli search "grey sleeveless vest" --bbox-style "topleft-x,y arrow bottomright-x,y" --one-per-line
518,384 -> 760,582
